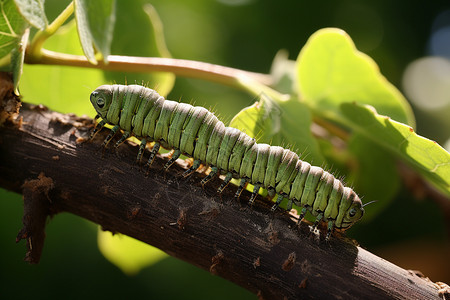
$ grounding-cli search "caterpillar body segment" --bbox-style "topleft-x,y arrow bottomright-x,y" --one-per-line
89,84 -> 364,237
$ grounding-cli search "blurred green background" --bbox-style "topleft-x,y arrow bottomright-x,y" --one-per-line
1,0 -> 450,299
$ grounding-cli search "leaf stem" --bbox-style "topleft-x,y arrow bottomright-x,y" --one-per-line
27,2 -> 74,60
25,49 -> 274,88
313,116 -> 350,141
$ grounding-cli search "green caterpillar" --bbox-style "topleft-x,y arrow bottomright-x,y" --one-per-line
89,84 -> 364,239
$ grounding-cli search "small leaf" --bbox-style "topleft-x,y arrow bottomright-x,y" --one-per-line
0,0 -> 28,59
230,94 -> 324,165
296,28 -> 415,127
74,0 -> 116,64
97,230 -> 167,276
270,49 -> 297,94
10,27 -> 28,94
14,0 -> 48,30
229,95 -> 281,143
341,102 -> 450,198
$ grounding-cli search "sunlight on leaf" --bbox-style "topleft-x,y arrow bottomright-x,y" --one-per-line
0,0 -> 28,59
14,0 -> 48,30
341,102 -> 450,198
297,28 -> 415,127
98,229 -> 167,276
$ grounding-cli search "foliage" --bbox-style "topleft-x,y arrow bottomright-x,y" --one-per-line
0,0 -> 449,297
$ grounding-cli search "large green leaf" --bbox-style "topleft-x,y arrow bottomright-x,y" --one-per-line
0,0 -> 28,59
74,0 -> 115,64
19,20 -> 104,116
341,102 -> 450,198
297,28 -> 415,127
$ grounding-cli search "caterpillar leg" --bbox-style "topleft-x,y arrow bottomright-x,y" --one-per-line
164,149 -> 181,170
234,178 -> 248,199
217,172 -> 233,193
271,194 -> 285,211
298,207 -> 308,224
136,138 -> 147,163
313,213 -> 323,230
90,119 -> 106,139
145,142 -> 160,170
286,199 -> 293,211
114,131 -> 131,148
326,221 -> 334,241
182,160 -> 201,178
248,183 -> 262,206
201,166 -> 218,186
103,125 -> 120,147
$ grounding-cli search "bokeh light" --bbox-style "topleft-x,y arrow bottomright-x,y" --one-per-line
402,56 -> 450,110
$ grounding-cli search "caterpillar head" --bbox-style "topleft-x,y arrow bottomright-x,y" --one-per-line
90,85 -> 113,118
336,187 -> 364,229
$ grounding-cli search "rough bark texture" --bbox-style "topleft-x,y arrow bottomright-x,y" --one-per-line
0,95 -> 447,299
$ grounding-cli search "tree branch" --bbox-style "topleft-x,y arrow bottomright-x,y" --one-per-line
0,99 -> 446,299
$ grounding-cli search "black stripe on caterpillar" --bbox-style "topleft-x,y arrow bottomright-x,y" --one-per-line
89,84 -> 365,239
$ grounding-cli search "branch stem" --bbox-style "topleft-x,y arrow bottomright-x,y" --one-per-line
25,49 -> 273,88
28,2 -> 74,59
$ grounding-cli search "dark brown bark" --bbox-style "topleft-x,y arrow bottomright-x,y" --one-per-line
0,97 -> 447,299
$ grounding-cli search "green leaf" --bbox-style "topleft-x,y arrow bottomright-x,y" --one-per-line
97,230 -> 167,276
230,95 -> 324,165
14,0 -> 48,30
348,134 -> 401,220
0,0 -> 28,59
103,0 -> 174,96
19,20 -> 105,116
74,0 -> 115,64
341,102 -> 450,198
296,28 -> 415,127
269,49 -> 297,95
